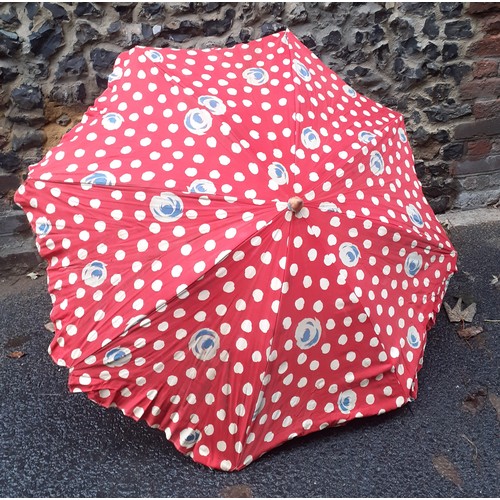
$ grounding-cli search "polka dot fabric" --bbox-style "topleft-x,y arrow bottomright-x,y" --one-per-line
15,30 -> 457,471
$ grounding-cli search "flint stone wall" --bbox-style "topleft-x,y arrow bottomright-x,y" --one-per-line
1,2 -> 500,260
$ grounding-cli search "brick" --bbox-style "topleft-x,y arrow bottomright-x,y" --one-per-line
467,34 -> 500,57
466,139 -> 492,158
473,99 -> 500,119
0,171 -> 20,195
484,14 -> 500,33
460,77 -> 500,99
0,209 -> 30,235
0,151 -> 21,172
454,188 -> 500,209
0,233 -> 41,277
468,2 -> 500,14
454,117 -> 500,139
472,60 -> 498,79
455,154 -> 500,175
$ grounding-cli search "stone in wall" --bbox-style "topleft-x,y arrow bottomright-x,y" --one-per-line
49,83 -> 86,105
12,129 -> 47,152
74,3 -> 103,19
44,3 -> 69,21
56,53 -> 88,79
75,22 -> 101,49
0,66 -> 19,84
439,3 -> 464,18
90,48 -> 119,72
29,20 -> 65,57
0,29 -> 22,57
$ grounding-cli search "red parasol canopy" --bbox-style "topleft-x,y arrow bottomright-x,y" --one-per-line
15,30 -> 457,471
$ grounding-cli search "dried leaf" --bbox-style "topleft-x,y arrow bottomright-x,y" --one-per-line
462,389 -> 487,415
26,272 -> 41,280
220,485 -> 253,498
458,325 -> 483,339
432,455 -> 463,489
441,219 -> 452,230
44,321 -> 55,333
488,393 -> 500,422
444,298 -> 477,323
461,435 -> 480,468
7,351 -> 26,359
491,275 -> 500,290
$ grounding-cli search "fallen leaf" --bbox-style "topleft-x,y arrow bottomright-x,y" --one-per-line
458,325 -> 483,339
462,388 -> 487,415
444,298 -> 477,323
44,322 -> 55,333
7,351 -> 26,359
490,275 -> 500,290
220,485 -> 253,498
461,434 -> 479,468
26,272 -> 41,280
441,219 -> 452,231
488,393 -> 500,422
432,455 -> 463,489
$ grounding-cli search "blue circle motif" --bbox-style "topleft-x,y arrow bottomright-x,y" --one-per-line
292,59 -> 311,82
398,127 -> 408,143
186,179 -> 216,194
295,318 -> 322,350
404,252 -> 423,277
103,347 -> 132,367
150,192 -> 184,222
102,112 -> 124,131
301,127 -> 320,150
179,428 -> 202,448
268,162 -> 289,186
358,131 -> 376,144
81,171 -> 116,187
338,389 -> 357,414
369,151 -> 384,176
184,108 -> 212,135
407,204 -> 424,228
198,95 -> 226,115
407,326 -> 421,349
82,260 -> 107,287
35,217 -> 52,237
339,242 -> 361,267
242,67 -> 269,85
343,84 -> 357,98
145,49 -> 164,63
189,328 -> 220,361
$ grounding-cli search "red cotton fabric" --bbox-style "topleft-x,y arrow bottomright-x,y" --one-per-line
15,30 -> 457,471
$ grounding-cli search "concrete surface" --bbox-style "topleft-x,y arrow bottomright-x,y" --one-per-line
437,206 -> 500,227
0,209 -> 499,497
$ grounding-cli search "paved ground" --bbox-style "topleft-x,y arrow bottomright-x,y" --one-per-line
0,209 -> 499,497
